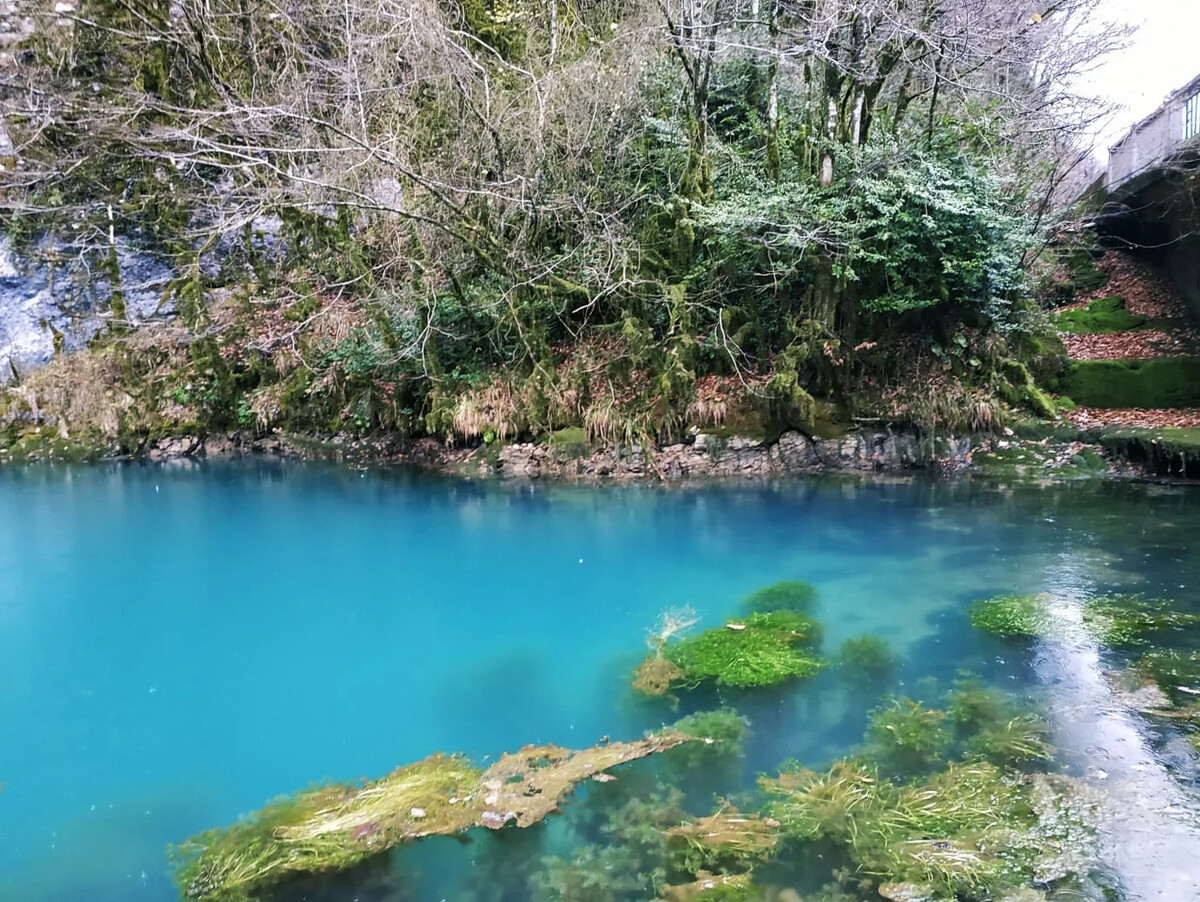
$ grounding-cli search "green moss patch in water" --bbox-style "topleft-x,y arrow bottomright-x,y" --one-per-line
837,635 -> 899,686
946,678 -> 1052,768
664,710 -> 750,771
739,580 -> 818,615
970,593 -> 1200,647
1135,650 -> 1200,706
862,698 -> 951,777
1063,357 -> 1200,409
171,729 -> 697,902
636,611 -> 824,695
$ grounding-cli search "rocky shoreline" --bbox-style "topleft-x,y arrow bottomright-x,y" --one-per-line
128,426 -> 1132,482
130,427 -> 971,479
7,419 -> 1192,482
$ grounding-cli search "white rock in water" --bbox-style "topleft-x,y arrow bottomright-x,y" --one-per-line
479,810 -> 515,830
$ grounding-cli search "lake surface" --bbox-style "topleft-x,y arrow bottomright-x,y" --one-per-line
2,463 -> 1199,901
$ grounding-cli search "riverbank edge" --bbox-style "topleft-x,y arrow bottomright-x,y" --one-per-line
4,421 -> 1192,483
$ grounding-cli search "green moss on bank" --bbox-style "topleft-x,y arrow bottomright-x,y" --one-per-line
970,443 -> 1109,481
1050,296 -> 1153,334
0,426 -> 112,464
1096,426 -> 1200,477
1063,358 -> 1200,409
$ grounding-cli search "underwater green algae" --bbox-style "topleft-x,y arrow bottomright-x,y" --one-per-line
761,758 -> 1099,900
946,679 -> 1052,768
1135,650 -> 1200,706
746,682 -> 1075,900
863,699 -> 951,777
739,580 -> 819,615
761,736 -> 1096,900
838,635 -> 900,686
969,593 -> 1200,646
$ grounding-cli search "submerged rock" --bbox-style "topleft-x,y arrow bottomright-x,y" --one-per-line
172,728 -> 697,902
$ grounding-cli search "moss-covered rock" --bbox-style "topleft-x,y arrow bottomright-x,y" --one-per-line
1096,426 -> 1200,477
1063,357 -> 1200,409
1050,296 -> 1154,334
970,442 -> 1109,481
171,729 -> 697,902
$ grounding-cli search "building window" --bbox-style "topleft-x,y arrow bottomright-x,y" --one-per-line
1185,92 -> 1200,141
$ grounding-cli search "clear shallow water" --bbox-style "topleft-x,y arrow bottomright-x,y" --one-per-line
1,464 -> 1199,901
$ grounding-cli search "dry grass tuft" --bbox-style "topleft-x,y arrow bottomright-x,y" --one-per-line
6,351 -> 132,439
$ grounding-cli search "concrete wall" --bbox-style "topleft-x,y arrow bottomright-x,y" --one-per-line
1109,74 -> 1200,189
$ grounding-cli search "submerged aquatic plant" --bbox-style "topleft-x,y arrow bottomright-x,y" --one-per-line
531,787 -> 711,902
740,580 -> 819,615
838,635 -> 899,686
946,677 -> 1052,767
862,698 -> 950,778
969,594 -> 1046,639
635,608 -> 700,696
1082,595 -> 1200,646
657,872 -> 757,901
763,757 -> 1100,900
172,729 -> 697,902
663,611 -> 824,692
1134,649 -> 1200,706
666,805 -> 779,879
969,593 -> 1200,647
663,709 -> 750,779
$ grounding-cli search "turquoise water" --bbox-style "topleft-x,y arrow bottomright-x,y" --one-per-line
1,463 -> 1200,901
